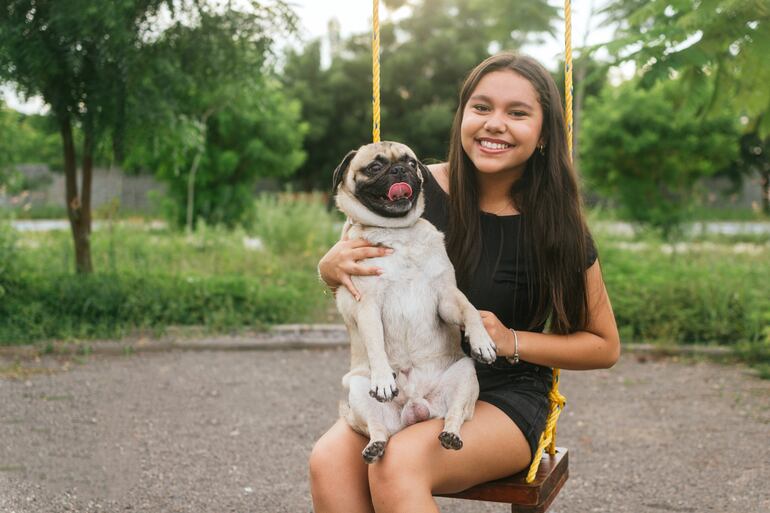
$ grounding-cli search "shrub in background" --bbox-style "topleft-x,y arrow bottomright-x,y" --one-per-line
251,192 -> 340,255
581,80 -> 740,239
0,194 -> 338,345
597,237 -> 769,347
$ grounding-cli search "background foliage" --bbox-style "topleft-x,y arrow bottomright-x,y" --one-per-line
581,79 -> 740,237
0,0 -> 768,375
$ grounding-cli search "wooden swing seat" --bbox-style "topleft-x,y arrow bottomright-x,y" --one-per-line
436,447 -> 568,513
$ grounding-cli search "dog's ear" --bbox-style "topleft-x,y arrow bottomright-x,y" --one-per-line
332,150 -> 357,194
417,160 -> 431,183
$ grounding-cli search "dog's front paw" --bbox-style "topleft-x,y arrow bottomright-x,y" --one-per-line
369,371 -> 399,402
362,440 -> 387,463
439,431 -> 463,450
469,335 -> 497,365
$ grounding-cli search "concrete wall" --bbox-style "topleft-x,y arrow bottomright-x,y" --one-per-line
9,164 -> 165,212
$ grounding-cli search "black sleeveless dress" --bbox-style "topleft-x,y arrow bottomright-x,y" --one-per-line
420,169 -> 597,458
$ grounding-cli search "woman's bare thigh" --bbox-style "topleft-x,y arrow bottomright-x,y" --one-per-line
373,400 -> 532,494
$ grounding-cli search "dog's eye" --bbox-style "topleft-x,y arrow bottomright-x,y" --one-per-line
368,163 -> 382,173
408,160 -> 417,168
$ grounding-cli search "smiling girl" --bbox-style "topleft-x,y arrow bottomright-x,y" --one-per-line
312,52 -> 620,513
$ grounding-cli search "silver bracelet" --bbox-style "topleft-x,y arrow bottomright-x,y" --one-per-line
506,328 -> 520,364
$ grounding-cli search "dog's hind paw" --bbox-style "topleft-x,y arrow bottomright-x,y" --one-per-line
363,440 -> 387,464
439,431 -> 463,450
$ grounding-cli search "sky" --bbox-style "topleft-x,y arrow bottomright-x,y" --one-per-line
2,0 -> 618,114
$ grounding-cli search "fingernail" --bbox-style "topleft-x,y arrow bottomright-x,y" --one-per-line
376,269 -> 384,275
385,248 -> 394,254
355,295 -> 361,302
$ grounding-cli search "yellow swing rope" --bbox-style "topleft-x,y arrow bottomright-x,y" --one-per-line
370,0 -> 574,485
372,0 -> 381,143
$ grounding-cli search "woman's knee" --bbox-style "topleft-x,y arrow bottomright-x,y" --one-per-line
309,421 -> 370,495
309,429 -> 358,486
368,435 -> 433,493
308,436 -> 334,485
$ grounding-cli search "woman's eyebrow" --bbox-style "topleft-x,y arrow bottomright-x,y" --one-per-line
468,95 -> 533,110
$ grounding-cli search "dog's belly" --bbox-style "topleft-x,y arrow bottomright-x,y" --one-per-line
379,277 -> 462,369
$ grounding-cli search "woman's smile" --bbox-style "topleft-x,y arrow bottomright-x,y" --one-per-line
476,137 -> 514,153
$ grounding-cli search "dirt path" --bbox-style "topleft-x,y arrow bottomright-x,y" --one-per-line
1,348 -> 768,513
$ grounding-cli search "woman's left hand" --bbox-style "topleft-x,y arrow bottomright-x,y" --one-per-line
478,310 -> 516,358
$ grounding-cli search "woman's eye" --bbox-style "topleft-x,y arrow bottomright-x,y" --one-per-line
510,111 -> 527,117
472,104 -> 490,112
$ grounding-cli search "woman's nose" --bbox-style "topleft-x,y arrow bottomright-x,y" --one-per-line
483,112 -> 505,132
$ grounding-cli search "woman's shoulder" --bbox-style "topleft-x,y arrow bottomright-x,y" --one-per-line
425,162 -> 449,195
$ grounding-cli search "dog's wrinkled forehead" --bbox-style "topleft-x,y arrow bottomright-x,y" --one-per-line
350,141 -> 417,171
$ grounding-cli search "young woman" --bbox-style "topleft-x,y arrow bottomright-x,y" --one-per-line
312,52 -> 620,513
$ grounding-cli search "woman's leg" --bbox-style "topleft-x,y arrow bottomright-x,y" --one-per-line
309,418 -> 375,513
368,401 -> 532,513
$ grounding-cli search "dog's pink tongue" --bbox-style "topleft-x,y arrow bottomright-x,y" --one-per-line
387,182 -> 413,201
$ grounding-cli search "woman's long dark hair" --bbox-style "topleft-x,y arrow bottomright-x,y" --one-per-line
446,52 -> 591,334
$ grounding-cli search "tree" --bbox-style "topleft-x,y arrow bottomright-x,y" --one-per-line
124,6 -> 301,229
601,0 -> 770,209
580,80 -> 741,238
602,0 -> 770,134
282,0 -> 558,190
734,130 -> 770,214
0,100 -> 61,175
0,0 -> 172,273
0,0 -> 297,271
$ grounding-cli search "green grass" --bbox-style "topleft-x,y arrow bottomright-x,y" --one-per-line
1,196 -> 768,375
0,193 -> 340,344
597,235 -> 769,346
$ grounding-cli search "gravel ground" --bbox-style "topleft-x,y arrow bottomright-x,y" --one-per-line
0,348 -> 768,513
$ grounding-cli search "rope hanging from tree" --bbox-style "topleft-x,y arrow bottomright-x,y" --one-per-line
370,0 -> 574,485
372,0 -> 381,143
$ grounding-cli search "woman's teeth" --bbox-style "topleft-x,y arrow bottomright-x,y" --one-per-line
479,140 -> 511,150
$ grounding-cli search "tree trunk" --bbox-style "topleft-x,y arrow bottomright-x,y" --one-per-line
60,116 -> 93,274
761,170 -> 770,215
80,130 -> 94,273
185,111 -> 214,233
186,150 -> 203,233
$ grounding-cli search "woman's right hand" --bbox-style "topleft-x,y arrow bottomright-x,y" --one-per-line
318,238 -> 393,301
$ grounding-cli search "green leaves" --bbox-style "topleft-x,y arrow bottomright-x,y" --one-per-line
603,0 -> 770,136
580,79 -> 741,237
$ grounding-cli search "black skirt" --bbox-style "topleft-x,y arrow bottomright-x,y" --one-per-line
462,339 -> 553,459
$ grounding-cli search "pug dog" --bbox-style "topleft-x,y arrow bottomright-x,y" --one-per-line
331,141 -> 498,463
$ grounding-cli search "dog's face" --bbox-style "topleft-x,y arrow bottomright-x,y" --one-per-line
333,141 -> 425,220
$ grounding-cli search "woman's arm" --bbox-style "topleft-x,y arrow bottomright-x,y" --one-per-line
318,238 -> 393,301
481,260 -> 621,370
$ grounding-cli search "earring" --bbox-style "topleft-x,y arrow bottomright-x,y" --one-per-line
538,144 -> 545,155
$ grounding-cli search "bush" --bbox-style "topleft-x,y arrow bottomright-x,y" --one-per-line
581,80 -> 740,239
2,196 -> 768,379
0,219 -> 19,301
598,236 -> 769,346
0,270 -> 318,344
251,192 -> 340,255
0,194 -> 336,345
